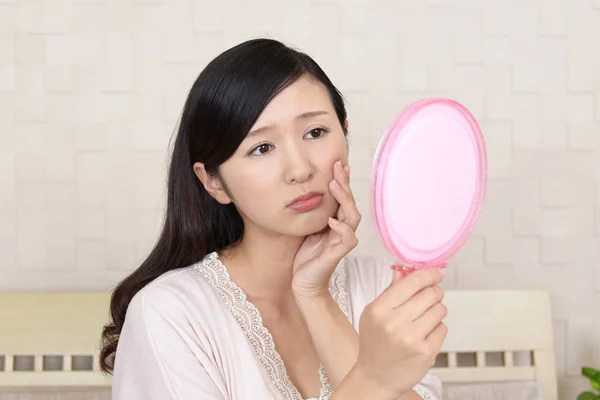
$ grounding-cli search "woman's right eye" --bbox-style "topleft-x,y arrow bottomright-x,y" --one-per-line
249,143 -> 273,156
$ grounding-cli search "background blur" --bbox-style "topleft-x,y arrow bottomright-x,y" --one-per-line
0,0 -> 598,398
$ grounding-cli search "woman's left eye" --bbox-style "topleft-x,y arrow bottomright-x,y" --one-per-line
304,127 -> 328,139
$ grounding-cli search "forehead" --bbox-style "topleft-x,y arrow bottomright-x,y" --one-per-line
251,76 -> 334,128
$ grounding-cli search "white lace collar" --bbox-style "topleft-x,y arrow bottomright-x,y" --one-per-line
193,251 -> 351,400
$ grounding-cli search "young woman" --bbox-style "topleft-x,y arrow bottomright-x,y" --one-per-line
100,38 -> 447,400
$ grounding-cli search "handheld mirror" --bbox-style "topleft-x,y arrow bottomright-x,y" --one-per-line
369,98 -> 487,275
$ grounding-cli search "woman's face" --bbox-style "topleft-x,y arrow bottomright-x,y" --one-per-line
218,76 -> 349,237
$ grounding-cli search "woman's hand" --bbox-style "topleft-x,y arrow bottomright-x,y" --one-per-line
351,268 -> 448,398
291,159 -> 361,299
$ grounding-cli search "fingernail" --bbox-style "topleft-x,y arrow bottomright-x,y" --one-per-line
332,179 -> 341,189
329,217 -> 339,225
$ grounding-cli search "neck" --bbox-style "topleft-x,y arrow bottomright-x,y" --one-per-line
219,224 -> 305,303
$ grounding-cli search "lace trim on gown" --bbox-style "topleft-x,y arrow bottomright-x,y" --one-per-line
194,252 -> 435,400
414,385 -> 436,400
194,252 -> 347,399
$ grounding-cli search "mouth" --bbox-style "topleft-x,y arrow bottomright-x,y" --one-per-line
288,191 -> 324,212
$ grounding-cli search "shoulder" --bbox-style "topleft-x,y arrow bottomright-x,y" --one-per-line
124,262 -> 221,333
113,264 -> 231,398
124,267 -> 195,326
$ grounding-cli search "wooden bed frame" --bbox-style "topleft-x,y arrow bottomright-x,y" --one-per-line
0,292 -> 112,387
430,290 -> 558,399
0,290 -> 558,399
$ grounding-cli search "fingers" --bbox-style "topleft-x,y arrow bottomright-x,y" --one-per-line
413,301 -> 447,339
425,321 -> 448,357
391,264 -> 413,283
327,217 -> 357,247
334,160 -> 353,201
331,179 -> 359,230
330,160 -> 361,232
377,269 -> 445,309
402,286 -> 445,321
326,217 -> 358,256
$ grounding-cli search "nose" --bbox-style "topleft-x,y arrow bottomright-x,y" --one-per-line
283,144 -> 313,184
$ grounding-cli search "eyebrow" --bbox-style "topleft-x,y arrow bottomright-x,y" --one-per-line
246,110 -> 330,138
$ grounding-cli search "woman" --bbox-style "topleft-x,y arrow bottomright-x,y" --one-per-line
100,38 -> 447,400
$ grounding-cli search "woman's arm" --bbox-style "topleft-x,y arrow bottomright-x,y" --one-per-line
296,292 -> 358,388
295,293 -> 427,399
292,163 -> 442,399
328,363 -> 400,400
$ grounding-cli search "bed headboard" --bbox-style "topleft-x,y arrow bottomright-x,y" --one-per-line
0,290 -> 558,399
0,292 -> 112,387
432,290 -> 558,400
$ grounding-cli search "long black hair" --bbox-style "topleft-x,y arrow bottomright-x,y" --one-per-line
99,38 -> 349,374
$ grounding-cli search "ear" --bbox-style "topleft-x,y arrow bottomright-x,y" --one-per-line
193,162 -> 232,205
343,119 -> 349,132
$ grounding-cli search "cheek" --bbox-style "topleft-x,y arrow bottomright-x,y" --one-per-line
232,174 -> 265,198
320,139 -> 349,172
224,165 -> 279,209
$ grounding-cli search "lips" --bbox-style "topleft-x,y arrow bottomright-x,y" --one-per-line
289,191 -> 323,206
288,191 -> 324,212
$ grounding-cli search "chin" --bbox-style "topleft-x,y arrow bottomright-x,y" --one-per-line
283,195 -> 339,236
292,211 -> 333,236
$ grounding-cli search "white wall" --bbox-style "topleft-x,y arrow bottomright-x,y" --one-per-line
0,0 -> 599,398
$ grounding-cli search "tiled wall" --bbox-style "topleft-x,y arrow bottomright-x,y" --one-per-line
0,0 -> 599,398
